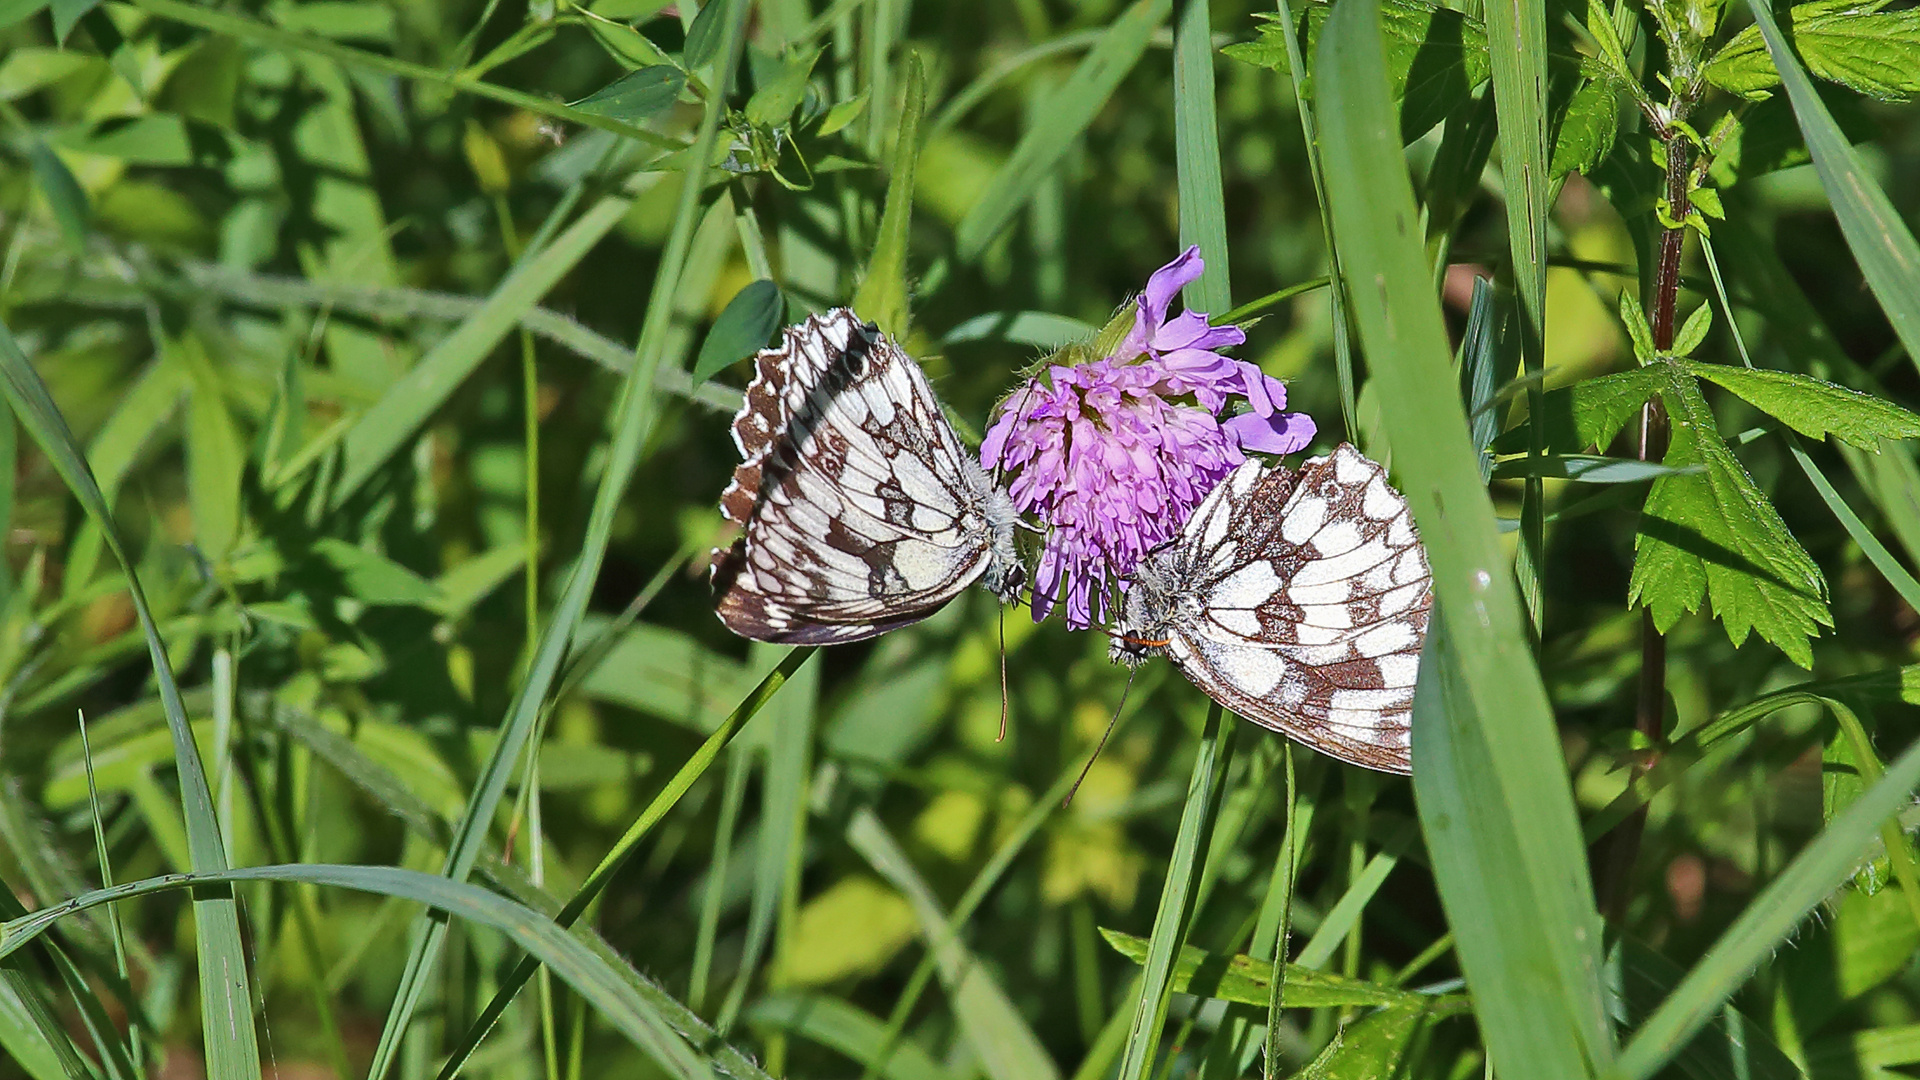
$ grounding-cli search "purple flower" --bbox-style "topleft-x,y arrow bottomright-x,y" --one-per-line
981,247 -> 1316,628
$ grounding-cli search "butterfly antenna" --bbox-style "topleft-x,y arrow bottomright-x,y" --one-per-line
997,604 -> 1010,743
1066,668 -> 1136,808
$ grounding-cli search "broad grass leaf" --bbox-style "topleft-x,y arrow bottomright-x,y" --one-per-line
1684,362 -> 1920,449
852,55 -> 924,338
1488,454 -> 1699,483
571,65 -> 687,122
1707,0 -> 1920,101
1096,929 -> 1428,1009
1301,1004 -> 1436,1080
1173,0 -> 1229,311
1630,368 -> 1831,665
693,279 -> 784,385
748,994 -> 957,1080
1316,3 -> 1614,1074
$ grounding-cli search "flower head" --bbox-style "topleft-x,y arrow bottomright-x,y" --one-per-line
981,247 -> 1316,628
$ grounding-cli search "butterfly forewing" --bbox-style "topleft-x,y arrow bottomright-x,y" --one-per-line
713,309 -> 1016,644
1126,445 -> 1432,774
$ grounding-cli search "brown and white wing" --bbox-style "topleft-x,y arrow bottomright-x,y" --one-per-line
712,309 -> 994,644
1166,445 -> 1431,774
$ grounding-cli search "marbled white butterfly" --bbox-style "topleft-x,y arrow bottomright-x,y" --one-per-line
712,308 -> 1023,644
1110,444 -> 1432,773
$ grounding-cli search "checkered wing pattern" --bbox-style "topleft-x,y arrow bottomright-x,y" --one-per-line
1127,445 -> 1432,773
711,309 -> 1016,644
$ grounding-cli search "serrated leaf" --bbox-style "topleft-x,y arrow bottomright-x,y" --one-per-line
1688,185 -> 1725,220
1227,0 -> 1492,142
746,47 -> 821,128
692,280 -> 785,385
1672,303 -> 1713,357
1620,289 -> 1655,363
570,65 -> 687,122
1684,362 -> 1920,449
1706,0 -> 1920,101
1097,929 -> 1429,1009
1550,76 -> 1619,180
1629,367 -> 1831,667
1303,1005 -> 1437,1080
1586,0 -> 1632,78
1491,366 -> 1664,454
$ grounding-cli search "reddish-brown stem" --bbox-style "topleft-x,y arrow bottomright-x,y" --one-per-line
1600,131 -> 1686,926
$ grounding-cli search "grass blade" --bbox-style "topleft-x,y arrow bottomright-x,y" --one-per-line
1616,737 -> 1920,1080
1116,705 -> 1235,1080
329,192 -> 635,506
955,0 -> 1171,262
0,319 -> 261,1080
1483,0 -> 1550,624
851,53 -> 925,338
1172,0 -> 1229,311
1313,3 -> 1614,1076
0,864 -> 729,1078
849,809 -> 1062,1080
363,3 -> 752,1072
1742,0 -> 1920,379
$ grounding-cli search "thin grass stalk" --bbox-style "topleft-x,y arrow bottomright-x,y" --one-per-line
689,750 -> 751,1011
363,1 -> 754,1069
1115,704 -> 1236,1080
432,646 -> 817,1080
78,711 -> 143,1080
1262,745 -> 1299,1080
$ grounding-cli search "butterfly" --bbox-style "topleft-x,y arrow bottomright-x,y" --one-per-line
1109,444 -> 1432,774
711,308 -> 1024,644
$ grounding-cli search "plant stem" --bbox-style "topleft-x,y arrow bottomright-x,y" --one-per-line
1601,130 -> 1687,925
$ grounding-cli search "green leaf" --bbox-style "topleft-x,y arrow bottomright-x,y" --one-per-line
1549,75 -> 1618,180
693,280 -> 785,385
955,0 -> 1170,261
25,142 -> 87,253
570,64 -> 688,122
310,539 -> 444,608
1096,929 -> 1429,1009
1612,939 -> 1806,1080
178,335 -> 244,560
1707,0 -> 1920,102
1301,1004 -> 1438,1080
746,47 -> 821,128
1173,0 -> 1229,312
1630,366 -> 1831,666
1684,361 -> 1920,450
682,0 -> 730,70
1491,366 -> 1664,455
1620,288 -> 1655,363
1488,454 -> 1698,483
852,54 -> 925,338
747,994 -> 956,1080
1671,303 -> 1713,358
1585,0 -> 1632,79
1316,4 -> 1616,1078
48,0 -> 98,43
817,88 -> 869,136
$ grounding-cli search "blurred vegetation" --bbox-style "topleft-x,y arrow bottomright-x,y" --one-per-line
4,0 -> 1920,1076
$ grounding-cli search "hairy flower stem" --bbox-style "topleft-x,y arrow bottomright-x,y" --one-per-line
1601,130 -> 1687,925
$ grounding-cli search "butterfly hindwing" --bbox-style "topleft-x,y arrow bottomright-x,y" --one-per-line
1120,445 -> 1431,774
713,309 -> 1017,644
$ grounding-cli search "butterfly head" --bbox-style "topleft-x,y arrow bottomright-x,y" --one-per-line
1107,558 -> 1189,667
978,478 -> 1028,605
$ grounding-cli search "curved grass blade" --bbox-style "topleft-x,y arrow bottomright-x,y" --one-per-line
0,864 -> 727,1078
851,53 -> 925,339
1312,2 -> 1614,1075
748,994 -> 957,1080
1742,0 -> 1920,378
0,319 -> 260,1080
363,4 -> 753,1074
955,0 -> 1171,262
1616,737 -> 1920,1080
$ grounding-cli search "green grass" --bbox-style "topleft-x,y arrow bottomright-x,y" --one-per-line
6,0 -> 1920,1077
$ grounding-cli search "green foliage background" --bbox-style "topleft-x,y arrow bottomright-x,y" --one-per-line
4,0 -> 1920,1075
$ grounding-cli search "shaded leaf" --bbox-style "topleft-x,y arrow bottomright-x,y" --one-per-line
1550,76 -> 1618,179
1630,366 -> 1831,667
571,65 -> 688,122
746,47 -> 821,128
25,142 -> 87,252
1097,929 -> 1431,1009
693,280 -> 785,385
